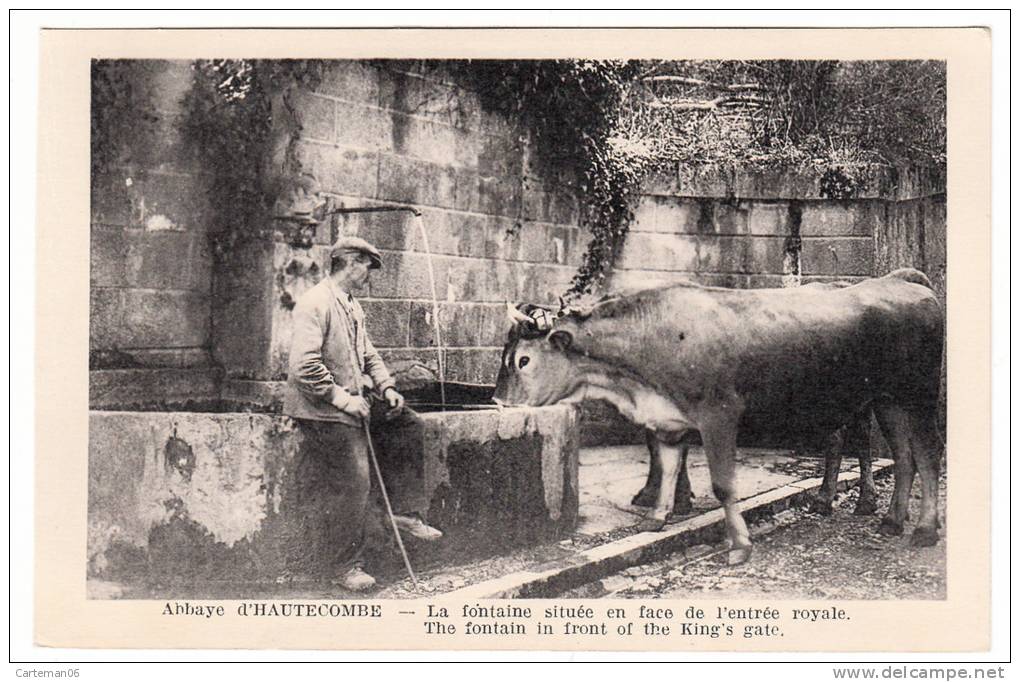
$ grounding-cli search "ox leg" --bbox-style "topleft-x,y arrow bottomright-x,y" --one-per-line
702,425 -> 751,565
905,410 -> 941,546
674,446 -> 694,515
635,438 -> 682,533
874,403 -> 917,537
631,429 -> 662,508
810,428 -> 846,516
854,420 -> 878,516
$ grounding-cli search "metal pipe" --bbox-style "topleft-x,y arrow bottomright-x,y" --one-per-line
325,206 -> 422,217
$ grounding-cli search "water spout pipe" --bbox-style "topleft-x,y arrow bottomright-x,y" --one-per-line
324,205 -> 422,217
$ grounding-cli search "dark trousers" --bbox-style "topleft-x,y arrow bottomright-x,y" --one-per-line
290,404 -> 423,576
290,418 -> 371,576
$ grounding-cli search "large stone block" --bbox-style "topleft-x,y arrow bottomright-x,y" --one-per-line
439,256 -> 494,302
90,229 -> 210,291
483,218 -> 522,261
210,241 -> 274,380
800,237 -> 875,276
512,221 -> 563,264
517,263 -> 575,303
699,236 -> 787,275
390,114 -> 459,166
443,348 -> 502,385
409,302 -> 507,348
295,141 -> 378,198
800,201 -> 883,237
100,170 -> 210,233
291,89 -> 335,143
89,367 -> 222,410
477,175 -> 523,218
606,269 -> 693,292
315,61 -> 381,104
522,184 -> 577,226
376,153 -> 456,209
346,204 -> 416,252
361,299 -> 411,348
91,288 -> 210,350
618,233 -> 699,272
747,202 -> 792,236
405,209 -> 489,259
335,100 -> 393,151
379,70 -> 474,127
368,250 -> 437,299
705,201 -> 750,235
631,195 -> 702,235
91,172 -> 134,226
453,128 -> 483,168
453,168 -> 481,212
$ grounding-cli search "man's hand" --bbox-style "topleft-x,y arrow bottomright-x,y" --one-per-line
330,389 -> 370,420
344,396 -> 371,420
383,387 -> 405,412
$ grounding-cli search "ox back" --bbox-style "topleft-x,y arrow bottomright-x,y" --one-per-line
562,269 -> 943,451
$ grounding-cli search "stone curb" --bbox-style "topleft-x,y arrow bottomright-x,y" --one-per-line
443,459 -> 894,599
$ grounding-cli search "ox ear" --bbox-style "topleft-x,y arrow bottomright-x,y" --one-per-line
548,330 -> 573,352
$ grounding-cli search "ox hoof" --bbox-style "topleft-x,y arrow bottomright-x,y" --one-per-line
853,498 -> 879,516
911,526 -> 939,547
631,489 -> 656,508
727,546 -> 753,566
808,498 -> 834,516
878,518 -> 904,537
635,517 -> 667,533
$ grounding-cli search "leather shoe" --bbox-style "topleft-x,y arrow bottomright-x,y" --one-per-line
393,514 -> 443,541
333,566 -> 376,591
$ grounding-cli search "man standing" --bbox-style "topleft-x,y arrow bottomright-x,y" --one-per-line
283,236 -> 439,591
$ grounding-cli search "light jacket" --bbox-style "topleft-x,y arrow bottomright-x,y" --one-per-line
283,277 -> 395,425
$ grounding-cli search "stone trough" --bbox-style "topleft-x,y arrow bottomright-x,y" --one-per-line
87,386 -> 579,589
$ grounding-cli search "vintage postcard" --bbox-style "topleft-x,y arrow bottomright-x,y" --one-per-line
35,27 -> 990,651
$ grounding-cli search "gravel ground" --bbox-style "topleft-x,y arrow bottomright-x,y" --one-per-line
569,473 -> 947,600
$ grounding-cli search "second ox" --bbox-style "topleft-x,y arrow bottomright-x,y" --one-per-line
493,268 -> 944,564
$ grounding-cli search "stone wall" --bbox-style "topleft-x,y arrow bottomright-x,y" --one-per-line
212,61 -> 589,403
90,61 -> 221,407
614,164 -> 946,292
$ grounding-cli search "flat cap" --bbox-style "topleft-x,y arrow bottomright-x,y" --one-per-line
330,236 -> 382,270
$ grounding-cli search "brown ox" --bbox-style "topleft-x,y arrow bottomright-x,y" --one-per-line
494,269 -> 943,564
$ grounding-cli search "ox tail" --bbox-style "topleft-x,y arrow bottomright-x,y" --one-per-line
885,267 -> 933,289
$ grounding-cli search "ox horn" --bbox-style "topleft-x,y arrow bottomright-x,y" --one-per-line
505,301 -> 533,325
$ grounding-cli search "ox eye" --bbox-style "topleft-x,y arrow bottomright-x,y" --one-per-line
517,356 -> 530,369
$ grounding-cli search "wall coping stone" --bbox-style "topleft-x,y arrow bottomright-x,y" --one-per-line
643,163 -> 945,202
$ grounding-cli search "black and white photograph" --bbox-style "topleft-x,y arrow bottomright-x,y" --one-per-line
85,54 -> 950,605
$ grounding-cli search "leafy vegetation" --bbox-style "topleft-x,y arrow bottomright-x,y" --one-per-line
458,59 -> 945,294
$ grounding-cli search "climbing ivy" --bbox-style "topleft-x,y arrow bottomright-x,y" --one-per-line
90,60 -> 163,176
454,60 -> 644,297
180,59 -> 327,260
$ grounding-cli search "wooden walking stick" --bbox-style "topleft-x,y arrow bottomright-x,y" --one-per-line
362,419 -> 419,592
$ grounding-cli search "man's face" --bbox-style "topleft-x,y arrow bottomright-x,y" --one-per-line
346,252 -> 373,290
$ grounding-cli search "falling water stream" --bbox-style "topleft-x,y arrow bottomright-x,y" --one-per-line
412,213 -> 447,411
